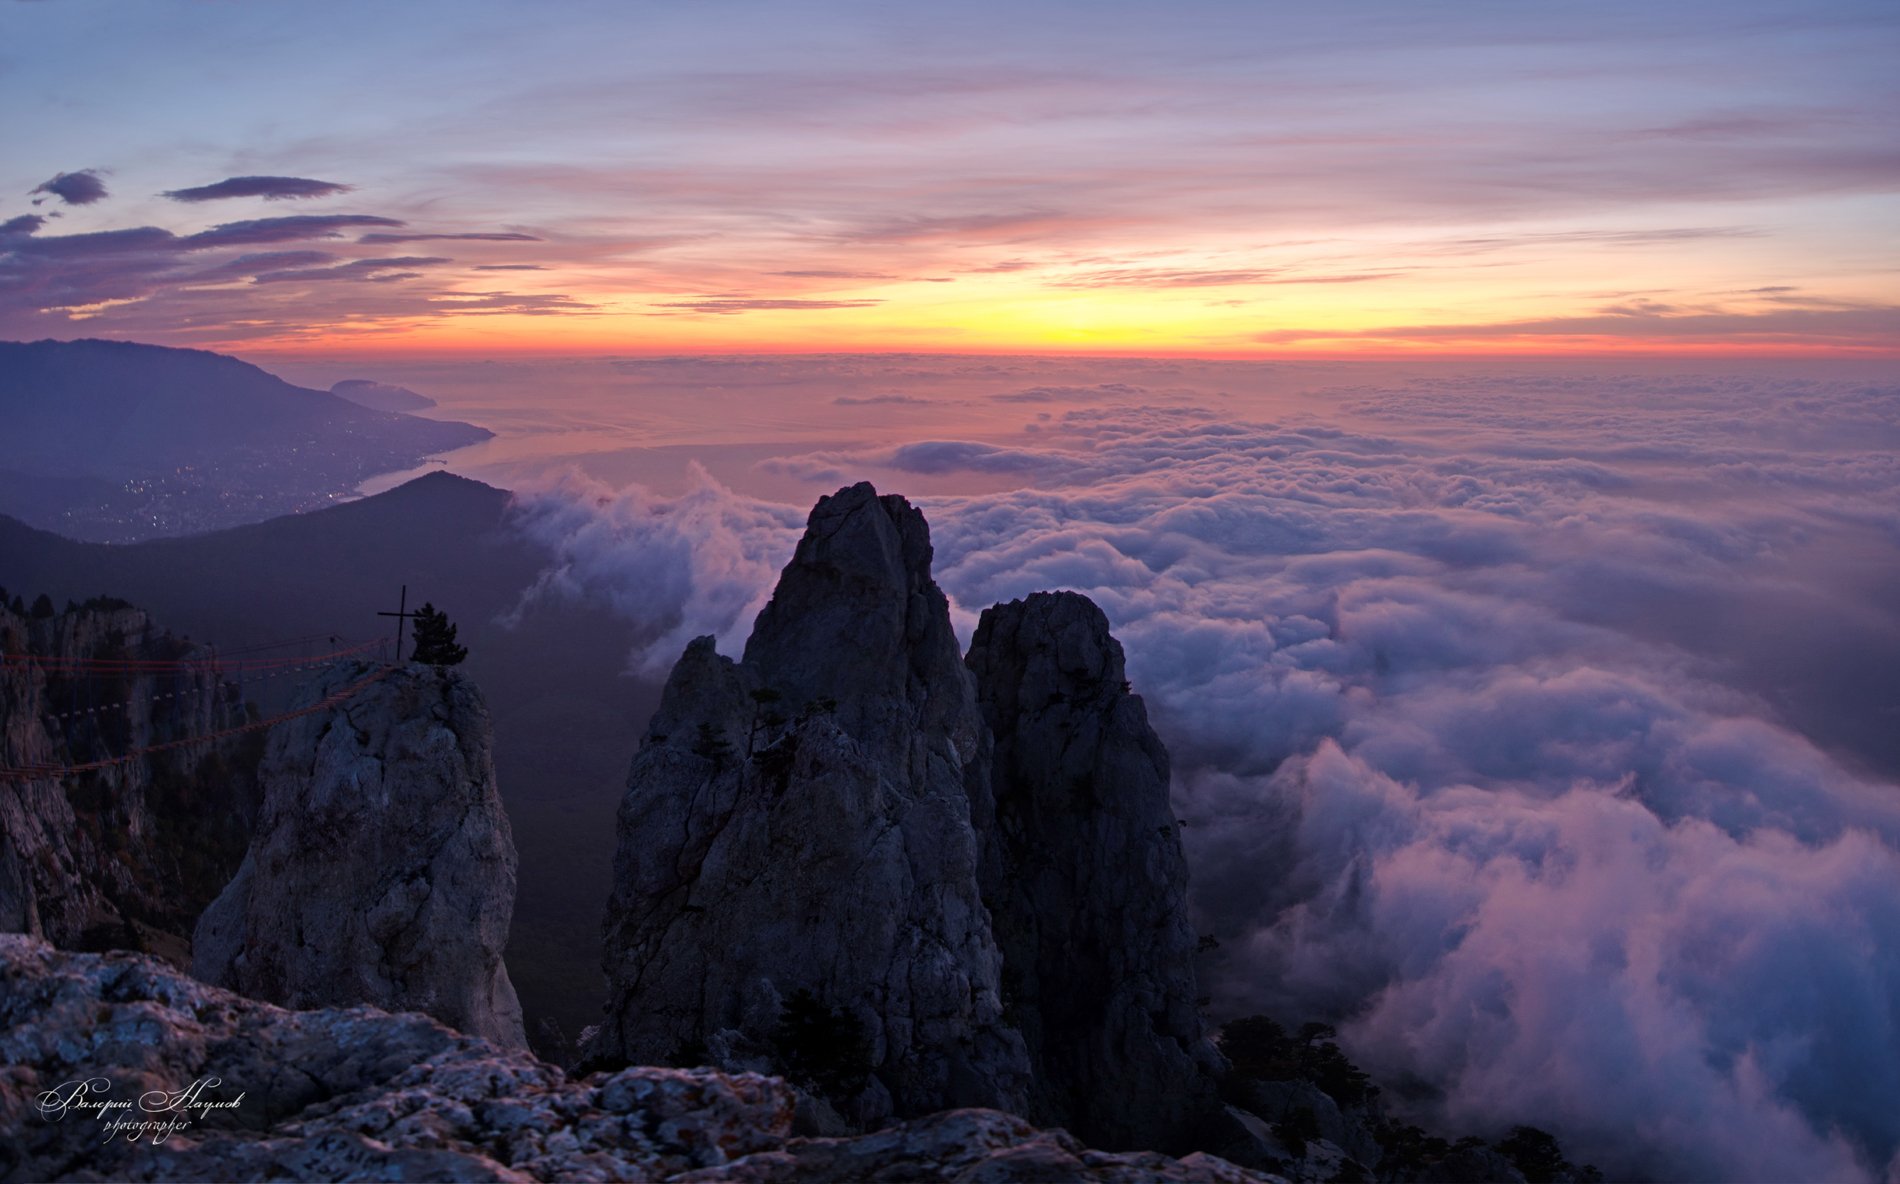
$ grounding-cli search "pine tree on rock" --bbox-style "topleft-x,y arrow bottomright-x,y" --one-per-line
409,602 -> 468,666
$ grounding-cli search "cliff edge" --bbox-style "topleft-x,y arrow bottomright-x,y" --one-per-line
193,660 -> 526,1048
589,484 -> 1226,1153
969,591 -> 1226,1152
587,483 -> 1029,1123
1,937 -> 1278,1183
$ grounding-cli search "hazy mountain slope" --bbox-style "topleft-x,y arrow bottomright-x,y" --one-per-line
331,378 -> 438,411
0,338 -> 492,541
0,472 -> 654,1050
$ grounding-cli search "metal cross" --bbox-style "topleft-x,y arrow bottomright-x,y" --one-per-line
377,584 -> 418,663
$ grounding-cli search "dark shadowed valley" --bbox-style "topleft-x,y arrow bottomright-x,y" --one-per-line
0,472 -> 651,1044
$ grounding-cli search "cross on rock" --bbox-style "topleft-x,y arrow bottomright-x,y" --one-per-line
378,584 -> 418,663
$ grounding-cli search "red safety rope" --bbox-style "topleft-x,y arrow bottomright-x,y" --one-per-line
0,662 -> 399,783
0,638 -> 387,674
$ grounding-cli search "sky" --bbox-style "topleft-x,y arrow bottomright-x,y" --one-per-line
4,0 -> 1897,356
7,4 -> 1900,1178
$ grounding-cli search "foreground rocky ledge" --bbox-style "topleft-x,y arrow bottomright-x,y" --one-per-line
0,937 -> 1279,1182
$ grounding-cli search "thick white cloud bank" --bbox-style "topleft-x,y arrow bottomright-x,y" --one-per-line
510,369 -> 1900,1182
506,465 -> 804,675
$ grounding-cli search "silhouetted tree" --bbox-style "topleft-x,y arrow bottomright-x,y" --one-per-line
1219,1015 -> 1375,1106
408,602 -> 468,665
29,593 -> 55,619
691,721 -> 734,771
1496,1126 -> 1602,1183
771,988 -> 872,1098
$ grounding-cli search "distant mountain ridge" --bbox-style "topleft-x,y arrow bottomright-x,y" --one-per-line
331,378 -> 438,411
0,338 -> 491,541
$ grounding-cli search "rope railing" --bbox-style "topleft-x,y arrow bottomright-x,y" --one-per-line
0,637 -> 387,674
0,660 -> 399,783
36,656 -> 357,724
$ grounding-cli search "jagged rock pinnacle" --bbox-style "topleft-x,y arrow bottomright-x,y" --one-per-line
591,487 -> 1229,1152
193,660 -> 526,1048
742,480 -> 975,749
968,591 -> 1225,1152
588,482 -> 1028,1122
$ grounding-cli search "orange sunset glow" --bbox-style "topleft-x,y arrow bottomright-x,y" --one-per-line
6,6 -> 1900,1184
7,3 -> 1895,359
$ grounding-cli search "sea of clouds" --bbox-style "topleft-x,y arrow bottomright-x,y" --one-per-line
507,368 -> 1900,1182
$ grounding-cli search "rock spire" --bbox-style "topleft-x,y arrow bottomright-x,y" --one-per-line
587,483 -> 1029,1122
592,483 -> 1224,1151
193,660 -> 525,1048
968,591 -> 1224,1151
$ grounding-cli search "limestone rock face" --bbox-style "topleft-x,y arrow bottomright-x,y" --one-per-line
193,660 -> 525,1048
0,937 -> 1279,1183
968,591 -> 1224,1151
0,598 -> 255,959
587,482 -> 1029,1122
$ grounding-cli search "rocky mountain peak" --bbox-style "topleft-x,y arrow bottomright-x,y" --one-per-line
967,590 -> 1130,722
742,481 -> 974,751
589,482 -> 1027,1123
193,659 -> 526,1048
592,486 -> 1226,1151
968,591 -> 1224,1152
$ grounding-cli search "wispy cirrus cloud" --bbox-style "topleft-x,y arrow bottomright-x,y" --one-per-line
0,201 -> 589,341
773,269 -> 898,280
5,1 -> 1895,352
838,208 -> 1083,244
358,231 -> 542,243
1051,267 -> 1285,288
161,175 -> 352,202
425,290 -> 599,316
1428,226 -> 1762,256
184,214 -> 405,247
252,255 -> 453,283
178,250 -> 337,281
833,393 -> 936,406
650,296 -> 884,315
1257,300 -> 1900,348
1048,265 -> 1403,289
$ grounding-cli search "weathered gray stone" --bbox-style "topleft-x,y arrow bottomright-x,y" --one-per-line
694,1107 -> 1284,1182
1235,1077 -> 1385,1170
193,660 -> 525,1048
587,482 -> 1030,1123
968,591 -> 1226,1152
0,937 -> 1279,1183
